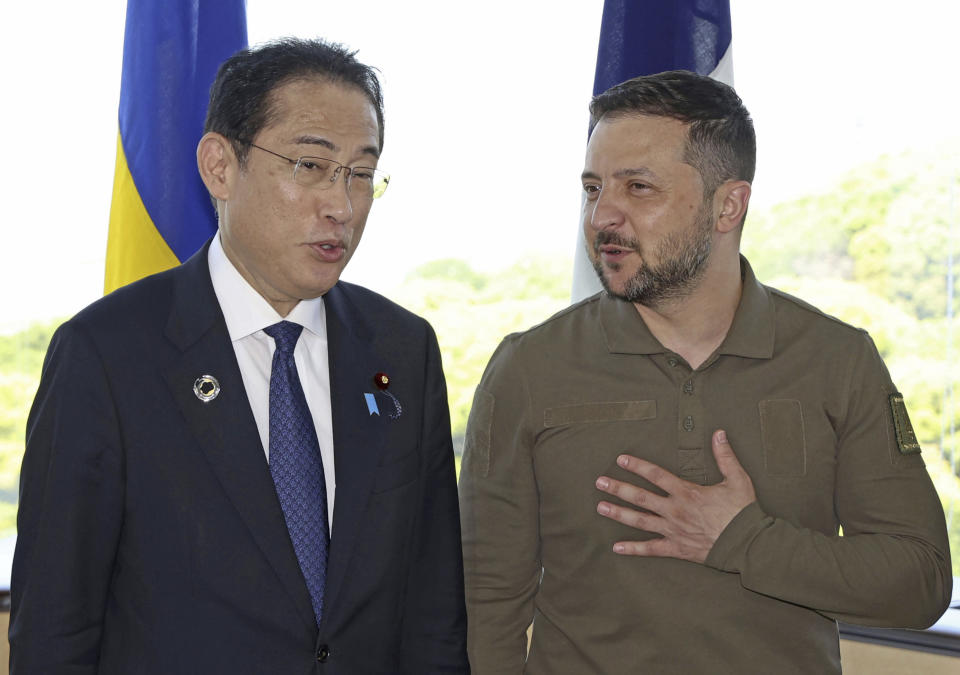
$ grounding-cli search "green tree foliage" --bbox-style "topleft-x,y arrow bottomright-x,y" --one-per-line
391,257 -> 573,444
409,258 -> 489,291
745,145 -> 960,321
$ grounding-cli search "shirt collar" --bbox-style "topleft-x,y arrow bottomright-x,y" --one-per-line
208,233 -> 327,341
599,293 -> 664,355
600,255 -> 775,359
716,256 -> 775,359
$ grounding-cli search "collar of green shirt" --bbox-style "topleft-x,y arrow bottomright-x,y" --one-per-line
599,255 -> 776,360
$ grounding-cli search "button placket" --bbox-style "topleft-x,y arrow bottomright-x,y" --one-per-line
677,365 -> 698,441
676,365 -> 706,482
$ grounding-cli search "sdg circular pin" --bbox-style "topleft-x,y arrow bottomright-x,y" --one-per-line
193,374 -> 221,403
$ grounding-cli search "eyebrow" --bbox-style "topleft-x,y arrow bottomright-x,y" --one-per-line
294,135 -> 381,160
581,167 -> 659,182
614,167 -> 657,180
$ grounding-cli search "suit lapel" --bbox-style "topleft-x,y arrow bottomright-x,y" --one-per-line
161,244 -> 317,632
322,284 -> 388,617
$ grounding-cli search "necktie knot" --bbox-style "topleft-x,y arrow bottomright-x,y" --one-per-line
264,320 -> 304,355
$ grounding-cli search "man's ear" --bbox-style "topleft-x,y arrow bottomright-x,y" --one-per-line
197,132 -> 236,202
715,180 -> 751,234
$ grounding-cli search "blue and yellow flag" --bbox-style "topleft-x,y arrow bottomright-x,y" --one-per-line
105,0 -> 247,294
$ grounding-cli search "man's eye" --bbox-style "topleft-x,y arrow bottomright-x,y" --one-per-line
630,182 -> 649,191
300,160 -> 322,171
583,184 -> 600,195
351,168 -> 375,182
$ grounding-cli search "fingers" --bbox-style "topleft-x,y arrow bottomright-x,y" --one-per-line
596,499 -> 665,535
612,454 -> 685,495
611,538 -> 673,557
595,434 -> 754,564
595,501 -> 675,558
595,475 -> 668,514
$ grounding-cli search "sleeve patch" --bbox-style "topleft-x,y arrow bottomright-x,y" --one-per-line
888,393 -> 921,455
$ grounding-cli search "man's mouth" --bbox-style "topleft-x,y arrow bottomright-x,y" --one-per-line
307,241 -> 346,262
594,231 -> 637,254
595,234 -> 637,262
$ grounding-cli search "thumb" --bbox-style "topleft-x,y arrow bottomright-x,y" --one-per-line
712,429 -> 744,478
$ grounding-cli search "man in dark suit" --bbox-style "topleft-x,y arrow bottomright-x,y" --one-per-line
10,38 -> 468,674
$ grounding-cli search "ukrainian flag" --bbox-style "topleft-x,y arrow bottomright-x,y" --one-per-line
105,0 -> 247,294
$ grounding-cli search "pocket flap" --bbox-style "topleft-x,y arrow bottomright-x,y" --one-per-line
544,400 -> 656,428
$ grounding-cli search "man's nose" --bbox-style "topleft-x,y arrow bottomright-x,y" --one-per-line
586,188 -> 624,232
320,169 -> 354,223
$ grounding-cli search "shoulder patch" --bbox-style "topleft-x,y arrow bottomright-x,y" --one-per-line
888,393 -> 921,455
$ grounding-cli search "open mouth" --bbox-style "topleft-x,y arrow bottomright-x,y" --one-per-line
598,244 -> 634,262
308,241 -> 346,262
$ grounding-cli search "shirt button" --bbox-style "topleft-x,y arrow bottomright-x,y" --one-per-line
667,357 -> 679,367
317,645 -> 330,662
683,416 -> 695,432
682,380 -> 694,395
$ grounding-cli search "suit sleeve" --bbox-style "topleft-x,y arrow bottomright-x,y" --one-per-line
458,336 -> 540,674
398,322 -> 469,673
706,332 -> 953,628
10,320 -> 125,673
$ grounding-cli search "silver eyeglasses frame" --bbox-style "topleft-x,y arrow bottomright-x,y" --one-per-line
245,142 -> 390,199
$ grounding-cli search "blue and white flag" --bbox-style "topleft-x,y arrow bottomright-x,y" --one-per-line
572,0 -> 733,302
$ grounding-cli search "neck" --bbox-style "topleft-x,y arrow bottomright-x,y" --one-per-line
634,255 -> 743,370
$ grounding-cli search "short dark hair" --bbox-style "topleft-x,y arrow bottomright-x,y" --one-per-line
589,70 -> 755,196
204,37 -> 384,166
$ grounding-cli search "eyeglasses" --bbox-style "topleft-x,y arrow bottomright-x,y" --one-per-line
245,142 -> 390,199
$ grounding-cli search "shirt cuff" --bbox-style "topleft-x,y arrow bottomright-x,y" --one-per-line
704,501 -> 771,572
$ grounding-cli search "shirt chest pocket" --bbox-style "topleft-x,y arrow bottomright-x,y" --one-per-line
543,400 -> 657,428
759,399 -> 807,476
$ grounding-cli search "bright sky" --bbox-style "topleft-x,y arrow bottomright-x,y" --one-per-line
1,0 -> 958,332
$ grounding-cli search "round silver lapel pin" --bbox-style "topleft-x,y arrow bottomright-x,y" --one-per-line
193,374 -> 220,403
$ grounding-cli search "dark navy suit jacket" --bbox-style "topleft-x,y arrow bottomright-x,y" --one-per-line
9,243 -> 468,674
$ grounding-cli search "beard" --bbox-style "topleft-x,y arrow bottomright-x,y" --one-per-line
591,201 -> 713,307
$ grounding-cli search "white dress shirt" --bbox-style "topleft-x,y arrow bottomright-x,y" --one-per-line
208,234 -> 336,528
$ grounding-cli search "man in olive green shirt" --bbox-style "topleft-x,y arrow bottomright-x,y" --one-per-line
458,71 -> 953,674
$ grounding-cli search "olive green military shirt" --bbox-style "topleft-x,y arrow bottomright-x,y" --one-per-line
459,258 -> 952,675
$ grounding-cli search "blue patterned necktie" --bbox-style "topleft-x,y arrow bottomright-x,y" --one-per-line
264,320 -> 329,627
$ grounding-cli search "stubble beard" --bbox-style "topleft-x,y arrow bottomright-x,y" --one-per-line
592,202 -> 714,308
